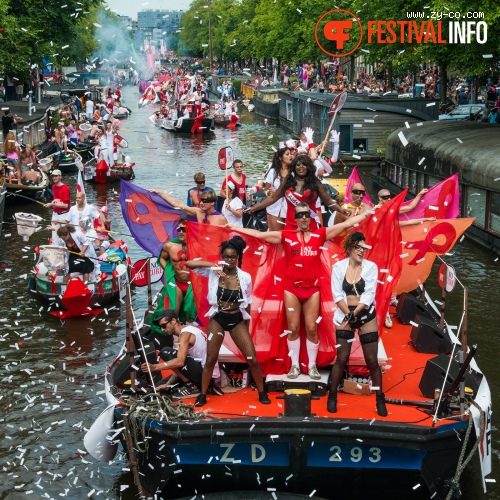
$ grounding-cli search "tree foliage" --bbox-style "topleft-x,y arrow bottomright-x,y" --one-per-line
178,0 -> 500,79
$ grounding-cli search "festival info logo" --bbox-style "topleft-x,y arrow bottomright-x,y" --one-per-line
315,9 -> 488,56
315,9 -> 363,57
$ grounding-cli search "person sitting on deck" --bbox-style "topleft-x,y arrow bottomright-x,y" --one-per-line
151,188 -> 228,226
141,309 -> 223,399
21,164 -> 42,185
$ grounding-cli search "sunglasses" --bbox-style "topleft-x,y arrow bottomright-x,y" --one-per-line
354,245 -> 368,252
159,319 -> 172,330
200,198 -> 214,203
351,190 -> 365,196
380,195 -> 391,200
177,227 -> 186,232
195,180 -> 205,184
295,212 -> 311,219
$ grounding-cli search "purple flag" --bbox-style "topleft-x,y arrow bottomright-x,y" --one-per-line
119,180 -> 189,255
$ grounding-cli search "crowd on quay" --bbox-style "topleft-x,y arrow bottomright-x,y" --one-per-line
144,125 -> 438,415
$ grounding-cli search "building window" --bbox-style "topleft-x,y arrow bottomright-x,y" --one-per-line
286,101 -> 293,121
338,124 -> 352,153
489,192 -> 500,233
466,186 -> 487,227
428,176 -> 441,187
408,170 -> 416,193
402,168 -> 409,188
353,138 -> 367,154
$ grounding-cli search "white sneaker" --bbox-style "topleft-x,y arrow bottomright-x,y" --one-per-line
390,296 -> 398,306
287,365 -> 300,379
385,312 -> 393,329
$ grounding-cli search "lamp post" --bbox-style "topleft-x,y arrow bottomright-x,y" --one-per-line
208,0 -> 214,74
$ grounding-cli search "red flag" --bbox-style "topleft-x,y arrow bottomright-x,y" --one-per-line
217,146 -> 234,170
77,168 -> 85,196
394,218 -> 474,294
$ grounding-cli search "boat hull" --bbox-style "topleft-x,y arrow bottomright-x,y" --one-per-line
161,117 -> 215,134
113,405 -> 473,499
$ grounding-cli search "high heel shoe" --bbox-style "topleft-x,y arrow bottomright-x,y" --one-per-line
327,391 -> 338,413
258,391 -> 271,404
194,394 -> 207,407
376,393 -> 387,417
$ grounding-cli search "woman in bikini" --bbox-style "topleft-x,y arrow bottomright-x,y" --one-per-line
186,235 -> 270,407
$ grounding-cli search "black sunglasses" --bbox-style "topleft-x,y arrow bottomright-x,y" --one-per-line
380,195 -> 391,200
352,189 -> 365,195
200,198 -> 214,203
177,227 -> 186,232
195,180 -> 205,184
159,319 -> 172,330
295,212 -> 311,219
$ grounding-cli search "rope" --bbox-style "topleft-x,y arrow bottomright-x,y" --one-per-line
444,399 -> 485,500
124,393 -> 209,454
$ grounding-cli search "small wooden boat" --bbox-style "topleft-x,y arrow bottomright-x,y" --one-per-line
4,170 -> 51,203
160,115 -> 215,134
81,157 -> 135,184
214,114 -> 242,128
40,150 -> 83,174
29,242 -> 129,317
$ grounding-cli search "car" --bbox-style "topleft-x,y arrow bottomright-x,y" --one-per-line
438,104 -> 484,120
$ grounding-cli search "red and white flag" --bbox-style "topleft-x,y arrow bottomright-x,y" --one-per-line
77,169 -> 86,196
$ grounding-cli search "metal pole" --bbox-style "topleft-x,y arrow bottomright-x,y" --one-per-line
208,0 -> 214,74
37,84 -> 41,103
459,287 -> 469,418
125,286 -> 136,393
439,265 -> 447,331
28,91 -> 33,116
146,257 -> 152,313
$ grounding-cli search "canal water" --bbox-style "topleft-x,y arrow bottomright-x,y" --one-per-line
0,86 -> 498,499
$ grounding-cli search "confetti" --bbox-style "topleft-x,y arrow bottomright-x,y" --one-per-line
426,102 -> 436,107
398,131 -> 408,147
456,138 -> 463,144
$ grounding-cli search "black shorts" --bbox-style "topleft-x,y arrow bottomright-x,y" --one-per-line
348,305 -> 376,329
68,252 -> 95,275
212,310 -> 244,331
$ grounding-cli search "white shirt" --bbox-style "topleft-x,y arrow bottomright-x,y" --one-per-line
264,164 -> 287,217
85,100 -> 94,114
180,325 -> 219,377
222,197 -> 244,227
69,203 -> 100,227
192,266 -> 252,321
331,258 -> 378,325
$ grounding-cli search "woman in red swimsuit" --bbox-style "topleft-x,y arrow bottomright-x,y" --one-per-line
247,155 -> 347,230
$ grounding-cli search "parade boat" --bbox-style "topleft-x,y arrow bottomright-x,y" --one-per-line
81,156 -> 135,184
213,114 -> 242,128
86,212 -> 492,500
29,241 -> 129,317
160,114 -> 215,134
40,150 -> 83,174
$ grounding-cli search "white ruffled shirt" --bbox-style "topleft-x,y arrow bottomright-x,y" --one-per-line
191,266 -> 252,321
331,258 -> 378,325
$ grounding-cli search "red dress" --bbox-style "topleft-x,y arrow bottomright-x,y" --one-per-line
284,188 -> 321,230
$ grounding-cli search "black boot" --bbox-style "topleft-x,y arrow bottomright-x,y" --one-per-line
194,394 -> 207,407
258,391 -> 271,404
376,393 -> 387,417
327,391 -> 338,413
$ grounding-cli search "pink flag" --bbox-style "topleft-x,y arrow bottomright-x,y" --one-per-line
399,173 -> 460,221
77,169 -> 85,196
344,166 -> 374,206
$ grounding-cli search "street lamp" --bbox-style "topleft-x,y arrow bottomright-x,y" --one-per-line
208,1 -> 214,74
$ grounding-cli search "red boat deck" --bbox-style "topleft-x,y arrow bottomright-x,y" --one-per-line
161,305 -> 459,428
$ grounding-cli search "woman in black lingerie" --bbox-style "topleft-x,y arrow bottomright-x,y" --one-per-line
329,231 -> 387,417
186,235 -> 270,407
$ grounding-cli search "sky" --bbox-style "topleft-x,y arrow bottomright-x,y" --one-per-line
106,0 -> 191,20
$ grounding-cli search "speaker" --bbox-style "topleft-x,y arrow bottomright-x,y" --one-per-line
410,315 -> 452,355
396,292 -> 439,325
419,354 -> 479,398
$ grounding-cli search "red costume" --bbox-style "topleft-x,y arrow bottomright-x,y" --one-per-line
284,188 -> 321,230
